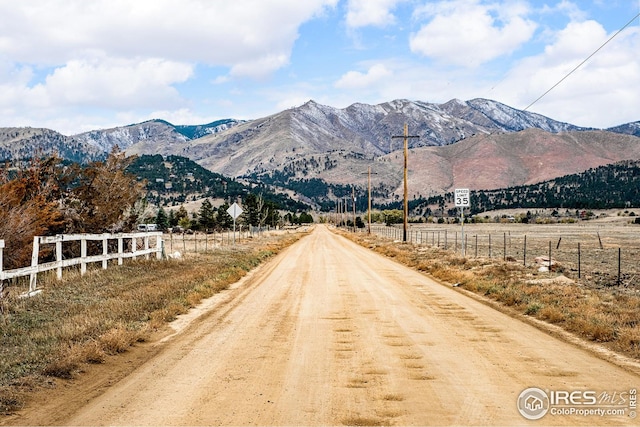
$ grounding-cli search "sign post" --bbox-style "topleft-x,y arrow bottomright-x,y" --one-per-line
227,202 -> 243,245
454,188 -> 470,256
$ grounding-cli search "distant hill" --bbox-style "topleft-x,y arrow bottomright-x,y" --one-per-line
607,121 -> 640,138
127,154 -> 308,212
406,160 -> 640,216
74,119 -> 244,153
150,98 -> 590,180
0,127 -> 104,163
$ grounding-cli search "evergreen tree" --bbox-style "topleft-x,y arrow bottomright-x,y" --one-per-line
175,205 -> 188,225
299,212 -> 314,224
217,202 -> 234,229
198,199 -> 216,230
242,193 -> 261,227
155,207 -> 169,230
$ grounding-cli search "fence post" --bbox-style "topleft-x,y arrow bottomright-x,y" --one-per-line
56,236 -> 63,280
28,236 -> 40,293
0,239 -> 4,279
81,236 -> 87,275
548,241 -> 552,276
102,234 -> 108,269
618,247 -> 622,286
503,232 -> 506,261
465,233 -> 468,256
578,242 -> 581,279
144,235 -> 150,260
523,235 -> 527,266
132,236 -> 138,260
118,236 -> 124,265
475,235 -> 478,258
157,234 -> 163,260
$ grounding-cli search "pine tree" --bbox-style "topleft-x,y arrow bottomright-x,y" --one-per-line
216,202 -> 234,230
198,199 -> 216,230
156,207 -> 169,231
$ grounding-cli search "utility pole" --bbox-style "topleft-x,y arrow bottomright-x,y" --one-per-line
361,167 -> 378,234
392,123 -> 419,242
367,167 -> 371,234
352,186 -> 356,232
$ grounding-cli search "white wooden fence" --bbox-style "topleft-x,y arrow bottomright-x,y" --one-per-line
0,232 -> 163,297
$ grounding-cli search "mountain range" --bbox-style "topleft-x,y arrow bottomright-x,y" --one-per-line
1,98 -> 639,208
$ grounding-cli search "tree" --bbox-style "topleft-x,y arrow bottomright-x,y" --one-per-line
155,207 -> 169,231
299,212 -> 314,224
198,199 -> 216,230
216,202 -> 234,230
242,194 -> 261,227
62,149 -> 145,233
168,209 -> 177,227
383,209 -> 403,225
178,215 -> 191,230
174,205 -> 189,226
0,158 -> 64,268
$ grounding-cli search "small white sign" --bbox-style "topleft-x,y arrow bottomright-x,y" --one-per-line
454,188 -> 470,207
227,202 -> 243,219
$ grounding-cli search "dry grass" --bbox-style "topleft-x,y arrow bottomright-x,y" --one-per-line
342,230 -> 640,361
0,232 -> 303,412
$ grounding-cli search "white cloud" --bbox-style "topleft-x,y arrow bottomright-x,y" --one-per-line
345,0 -> 403,28
41,58 -> 193,108
229,54 -> 291,79
0,0 -> 338,68
493,20 -> 640,127
335,64 -> 393,89
409,0 -> 537,67
0,0 -> 338,131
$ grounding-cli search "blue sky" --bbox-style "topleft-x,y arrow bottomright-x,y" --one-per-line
0,0 -> 638,135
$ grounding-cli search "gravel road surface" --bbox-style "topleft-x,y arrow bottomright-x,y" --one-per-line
10,225 -> 640,425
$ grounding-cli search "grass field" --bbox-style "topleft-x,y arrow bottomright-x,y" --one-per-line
0,230 -> 305,412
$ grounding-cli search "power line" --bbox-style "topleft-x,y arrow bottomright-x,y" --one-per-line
523,10 -> 640,112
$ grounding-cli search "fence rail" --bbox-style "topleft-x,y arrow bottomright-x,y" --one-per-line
370,224 -> 640,288
0,232 -> 163,296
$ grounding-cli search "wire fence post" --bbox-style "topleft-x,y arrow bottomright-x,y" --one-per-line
548,241 -> 552,276
475,235 -> 478,258
503,232 -> 507,261
618,247 -> 622,286
578,242 -> 581,279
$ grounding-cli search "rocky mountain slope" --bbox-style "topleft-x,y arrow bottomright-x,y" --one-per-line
607,121 -> 640,138
0,127 -> 103,163
74,118 -> 243,152
1,98 -> 638,208
129,98 -> 590,179
247,128 -> 640,204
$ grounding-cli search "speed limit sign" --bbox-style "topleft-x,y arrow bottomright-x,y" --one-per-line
455,188 -> 470,207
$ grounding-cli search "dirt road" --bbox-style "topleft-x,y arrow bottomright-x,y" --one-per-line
12,226 -> 640,425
